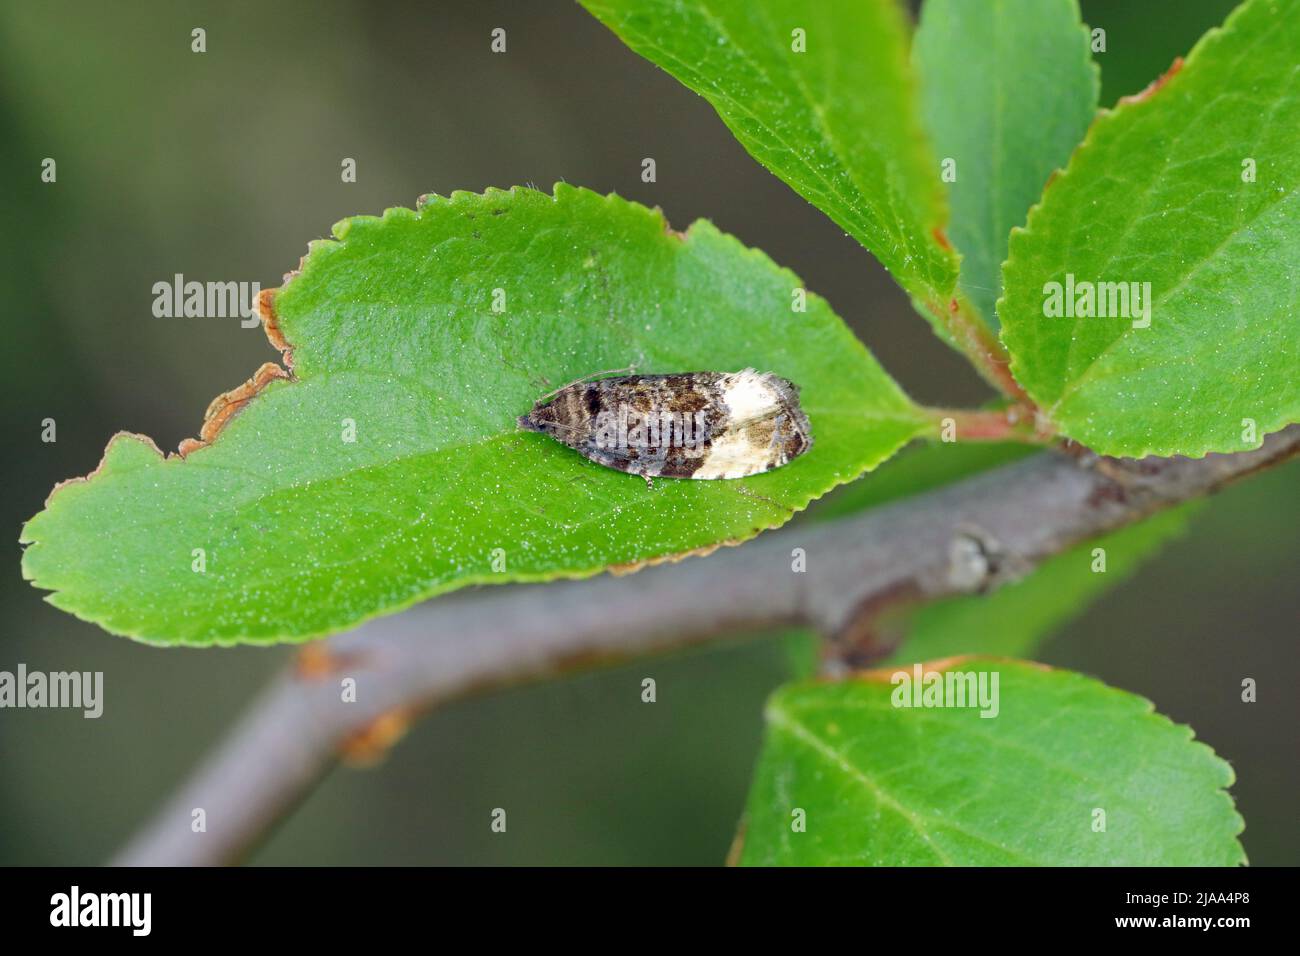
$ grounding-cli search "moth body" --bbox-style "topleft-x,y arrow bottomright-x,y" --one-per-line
518,369 -> 812,481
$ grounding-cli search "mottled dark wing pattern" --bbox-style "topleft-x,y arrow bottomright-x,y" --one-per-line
519,369 -> 812,481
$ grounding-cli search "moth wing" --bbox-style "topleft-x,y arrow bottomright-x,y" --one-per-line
689,370 -> 812,479
572,436 -> 656,476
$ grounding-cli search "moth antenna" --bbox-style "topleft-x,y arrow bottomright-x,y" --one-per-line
537,365 -> 638,401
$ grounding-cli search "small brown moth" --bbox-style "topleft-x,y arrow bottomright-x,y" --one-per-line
518,369 -> 813,483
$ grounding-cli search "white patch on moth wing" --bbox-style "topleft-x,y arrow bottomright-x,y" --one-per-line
689,370 -> 809,480
718,368 -> 783,424
691,428 -> 777,480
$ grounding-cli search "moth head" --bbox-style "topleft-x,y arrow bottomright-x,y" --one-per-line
518,399 -> 561,435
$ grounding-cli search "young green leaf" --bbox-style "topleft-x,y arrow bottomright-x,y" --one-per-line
999,0 -> 1300,456
580,0 -> 962,331
913,0 -> 1098,327
739,660 -> 1244,865
21,185 -> 929,646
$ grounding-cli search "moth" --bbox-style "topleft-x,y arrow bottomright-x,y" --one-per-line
518,368 -> 813,483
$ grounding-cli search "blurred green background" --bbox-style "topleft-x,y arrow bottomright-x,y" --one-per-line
1,0 -> 1294,865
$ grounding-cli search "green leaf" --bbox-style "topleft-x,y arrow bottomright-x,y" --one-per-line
21,185 -> 929,646
999,0 -> 1300,456
913,0 -> 1098,327
581,0 -> 962,329
739,660 -> 1244,865
881,504 -> 1198,665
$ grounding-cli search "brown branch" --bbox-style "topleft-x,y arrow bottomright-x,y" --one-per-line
111,426 -> 1300,866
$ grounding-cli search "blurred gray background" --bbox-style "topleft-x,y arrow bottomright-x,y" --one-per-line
1,0 -> 1294,865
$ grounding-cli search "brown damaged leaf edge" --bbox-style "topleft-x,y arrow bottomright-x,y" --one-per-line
652,204 -> 688,240
846,655 -> 1054,684
178,286 -> 297,456
608,538 -> 735,576
1118,57 -> 1185,106
176,360 -> 288,456
38,286 -> 296,510
1032,57 -> 1186,220
725,819 -> 747,867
